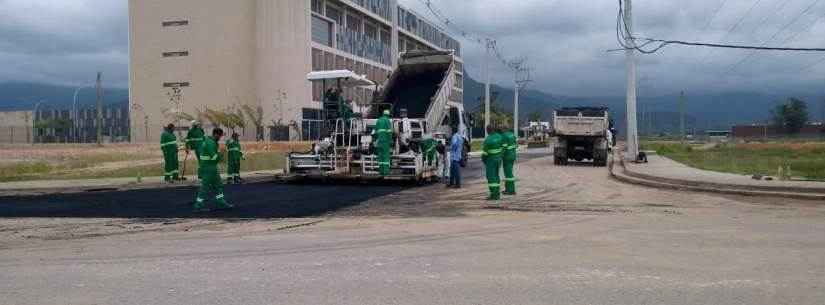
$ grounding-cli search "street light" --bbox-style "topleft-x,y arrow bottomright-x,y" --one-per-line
72,85 -> 90,142
32,100 -> 45,144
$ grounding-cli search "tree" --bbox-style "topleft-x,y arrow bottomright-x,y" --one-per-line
528,111 -> 543,122
773,98 -> 809,134
242,104 -> 265,141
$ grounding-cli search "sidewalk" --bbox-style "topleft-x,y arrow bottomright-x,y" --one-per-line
613,153 -> 825,200
0,170 -> 283,197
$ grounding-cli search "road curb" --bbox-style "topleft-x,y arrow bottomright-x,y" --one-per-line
609,156 -> 825,201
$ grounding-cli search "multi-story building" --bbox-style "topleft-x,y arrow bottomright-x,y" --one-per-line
129,0 -> 463,142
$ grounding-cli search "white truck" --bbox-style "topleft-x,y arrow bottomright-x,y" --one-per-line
553,107 -> 612,167
286,50 -> 471,181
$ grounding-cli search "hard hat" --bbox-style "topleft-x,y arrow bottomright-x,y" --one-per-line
383,109 -> 391,115
191,120 -> 200,126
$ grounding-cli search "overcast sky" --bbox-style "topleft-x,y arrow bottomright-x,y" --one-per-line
1,0 -> 825,97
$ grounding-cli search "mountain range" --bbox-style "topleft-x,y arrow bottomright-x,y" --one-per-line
0,82 -> 129,111
1,79 -> 821,135
461,74 -> 824,135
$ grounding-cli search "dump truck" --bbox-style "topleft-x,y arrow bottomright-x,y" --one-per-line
553,107 -> 612,166
286,50 -> 471,181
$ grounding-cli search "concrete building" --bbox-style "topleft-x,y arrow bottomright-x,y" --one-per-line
0,110 -> 34,144
129,0 -> 463,142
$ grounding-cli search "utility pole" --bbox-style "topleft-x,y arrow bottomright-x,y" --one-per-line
624,0 -> 639,160
96,72 -> 103,146
679,90 -> 686,143
484,39 -> 495,136
509,59 -> 532,139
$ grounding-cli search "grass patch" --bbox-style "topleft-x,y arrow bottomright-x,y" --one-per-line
642,141 -> 825,180
470,140 -> 484,152
0,151 -> 286,182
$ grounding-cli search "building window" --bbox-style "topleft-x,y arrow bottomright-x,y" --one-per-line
162,20 -> 189,27
365,23 -> 377,40
311,0 -> 323,14
346,14 -> 361,32
162,51 -> 189,57
312,15 -> 333,46
326,5 -> 342,25
163,82 -> 190,88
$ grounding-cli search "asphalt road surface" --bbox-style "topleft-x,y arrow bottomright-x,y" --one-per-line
1,148 -> 824,305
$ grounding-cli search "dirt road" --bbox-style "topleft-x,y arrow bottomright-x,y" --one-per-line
1,148 -> 824,304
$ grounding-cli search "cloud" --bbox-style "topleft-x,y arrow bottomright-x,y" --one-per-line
0,0 -> 128,87
2,0 -> 825,96
400,0 -> 825,96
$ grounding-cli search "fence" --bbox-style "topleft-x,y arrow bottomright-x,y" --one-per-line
0,126 -> 33,144
302,119 -> 325,141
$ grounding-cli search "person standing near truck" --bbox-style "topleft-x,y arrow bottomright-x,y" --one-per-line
447,126 -> 464,188
375,109 -> 393,176
481,125 -> 503,201
194,128 -> 233,212
160,124 -> 180,183
225,132 -> 244,184
501,129 -> 518,195
421,134 -> 437,166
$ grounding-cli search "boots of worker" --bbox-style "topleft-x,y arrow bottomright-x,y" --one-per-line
214,193 -> 234,210
192,197 -> 210,213
234,176 -> 243,184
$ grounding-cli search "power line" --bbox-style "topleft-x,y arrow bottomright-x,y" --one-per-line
614,0 -> 825,54
701,0 -> 730,31
698,0 -> 765,64
722,0 -> 824,76
417,0 -> 517,70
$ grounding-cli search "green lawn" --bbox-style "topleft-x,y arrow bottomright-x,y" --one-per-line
0,151 -> 285,182
642,141 -> 825,180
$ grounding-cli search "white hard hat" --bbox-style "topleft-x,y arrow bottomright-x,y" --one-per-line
383,109 -> 391,115
191,120 -> 200,126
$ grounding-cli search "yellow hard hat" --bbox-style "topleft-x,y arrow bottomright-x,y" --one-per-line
383,109 -> 391,115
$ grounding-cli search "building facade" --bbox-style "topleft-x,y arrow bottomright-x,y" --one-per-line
0,110 -> 33,144
129,0 -> 463,142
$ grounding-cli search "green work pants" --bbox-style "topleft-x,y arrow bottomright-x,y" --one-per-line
163,151 -> 179,181
377,145 -> 391,176
502,156 -> 516,194
194,169 -> 229,210
484,156 -> 502,200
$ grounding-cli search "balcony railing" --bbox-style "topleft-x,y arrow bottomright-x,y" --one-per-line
350,0 -> 392,22
336,25 -> 392,66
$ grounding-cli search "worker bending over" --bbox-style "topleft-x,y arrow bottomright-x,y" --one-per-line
160,124 -> 180,182
226,132 -> 244,184
501,129 -> 518,195
194,128 -> 233,212
482,126 -> 504,201
375,109 -> 393,176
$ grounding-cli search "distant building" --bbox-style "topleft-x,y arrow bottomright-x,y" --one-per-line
32,103 -> 130,143
731,124 -> 825,140
0,110 -> 34,144
129,0 -> 464,142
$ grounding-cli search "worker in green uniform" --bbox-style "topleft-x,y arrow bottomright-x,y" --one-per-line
160,124 -> 180,183
374,109 -> 393,176
194,128 -> 233,212
421,134 -> 437,166
225,132 -> 244,184
501,129 -> 518,195
481,125 -> 503,200
185,121 -> 205,178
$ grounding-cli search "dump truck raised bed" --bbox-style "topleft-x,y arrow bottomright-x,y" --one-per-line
553,107 -> 611,167
286,50 -> 471,181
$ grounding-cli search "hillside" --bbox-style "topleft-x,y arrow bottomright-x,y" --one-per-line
0,82 -> 129,111
462,74 -> 816,135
